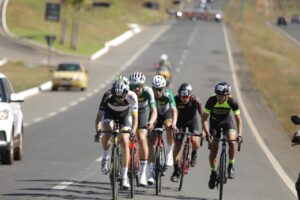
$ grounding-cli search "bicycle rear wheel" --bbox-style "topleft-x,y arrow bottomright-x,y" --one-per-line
129,148 -> 135,198
218,151 -> 226,200
155,147 -> 162,195
179,146 -> 188,191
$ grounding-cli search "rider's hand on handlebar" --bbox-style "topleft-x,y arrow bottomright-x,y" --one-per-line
94,130 -> 102,142
237,134 -> 243,144
129,132 -> 136,141
170,124 -> 178,133
146,122 -> 154,131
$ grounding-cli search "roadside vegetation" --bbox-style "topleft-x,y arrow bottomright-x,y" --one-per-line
6,0 -> 173,55
3,0 -> 174,92
225,0 -> 300,136
0,62 -> 51,92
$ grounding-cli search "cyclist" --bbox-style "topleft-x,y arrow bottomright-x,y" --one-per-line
156,54 -> 172,86
292,131 -> 300,199
147,75 -> 178,185
95,75 -> 130,139
170,83 -> 204,182
201,82 -> 243,189
129,72 -> 158,186
95,79 -> 138,190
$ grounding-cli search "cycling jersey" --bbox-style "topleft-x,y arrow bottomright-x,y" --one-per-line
203,95 -> 240,138
154,88 -> 176,128
136,86 -> 156,128
99,90 -> 138,127
175,95 -> 203,134
156,88 -> 176,115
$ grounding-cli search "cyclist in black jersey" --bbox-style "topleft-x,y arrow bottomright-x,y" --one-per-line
170,83 -> 204,182
94,78 -> 138,190
201,82 -> 243,189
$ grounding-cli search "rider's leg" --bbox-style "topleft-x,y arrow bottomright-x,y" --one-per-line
138,128 -> 148,185
227,129 -> 237,179
208,141 -> 219,189
165,119 -> 174,166
100,120 -> 113,174
171,133 -> 183,182
120,128 -> 131,189
147,131 -> 157,185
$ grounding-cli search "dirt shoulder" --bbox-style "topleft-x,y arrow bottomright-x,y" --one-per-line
226,24 -> 300,182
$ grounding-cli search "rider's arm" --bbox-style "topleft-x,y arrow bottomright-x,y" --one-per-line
131,111 -> 138,134
230,97 -> 242,136
201,112 -> 210,139
171,106 -> 178,128
95,110 -> 104,132
128,91 -> 139,134
193,95 -> 204,118
148,87 -> 158,128
234,113 -> 242,136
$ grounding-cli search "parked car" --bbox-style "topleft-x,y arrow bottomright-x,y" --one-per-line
291,14 -> 300,24
0,73 -> 24,164
51,62 -> 88,91
277,16 -> 288,26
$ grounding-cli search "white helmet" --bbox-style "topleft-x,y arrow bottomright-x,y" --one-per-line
152,75 -> 166,88
129,72 -> 146,85
160,54 -> 168,62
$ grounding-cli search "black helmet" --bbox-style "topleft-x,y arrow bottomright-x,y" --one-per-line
111,79 -> 129,98
178,83 -> 192,96
292,131 -> 300,144
215,82 -> 231,95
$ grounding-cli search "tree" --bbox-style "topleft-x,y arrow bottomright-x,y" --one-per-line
59,0 -> 71,45
70,0 -> 88,50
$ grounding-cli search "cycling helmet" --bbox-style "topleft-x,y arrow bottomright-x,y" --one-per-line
292,130 -> 300,144
178,83 -> 192,96
129,72 -> 146,85
215,82 -> 231,95
160,54 -> 168,62
111,79 -> 129,98
152,75 -> 166,88
115,75 -> 129,86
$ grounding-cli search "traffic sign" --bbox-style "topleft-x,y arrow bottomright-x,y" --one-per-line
45,3 -> 60,22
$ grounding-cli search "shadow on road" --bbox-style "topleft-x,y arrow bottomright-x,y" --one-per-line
2,179 -> 216,200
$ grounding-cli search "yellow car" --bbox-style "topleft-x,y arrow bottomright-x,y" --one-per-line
51,63 -> 88,91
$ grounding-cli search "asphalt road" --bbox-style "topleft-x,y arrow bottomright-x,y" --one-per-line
0,1 -> 298,200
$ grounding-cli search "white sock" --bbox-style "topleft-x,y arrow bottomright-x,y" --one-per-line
140,160 -> 147,176
121,167 -> 128,179
167,143 -> 174,157
102,150 -> 108,160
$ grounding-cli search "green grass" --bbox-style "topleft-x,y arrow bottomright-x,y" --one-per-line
6,0 -> 174,55
225,0 -> 300,136
0,62 -> 51,92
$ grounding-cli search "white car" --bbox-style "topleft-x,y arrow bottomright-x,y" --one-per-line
0,73 -> 24,164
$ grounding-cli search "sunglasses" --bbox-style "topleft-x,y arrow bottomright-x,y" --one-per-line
130,84 -> 141,90
153,87 -> 164,92
180,95 -> 190,99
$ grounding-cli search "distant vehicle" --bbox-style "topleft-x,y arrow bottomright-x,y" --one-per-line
291,15 -> 300,24
277,16 -> 288,26
0,73 -> 24,164
51,63 -> 88,91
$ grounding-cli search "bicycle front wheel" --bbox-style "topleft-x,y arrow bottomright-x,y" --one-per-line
130,148 -> 135,198
218,151 -> 226,200
179,146 -> 188,191
111,146 -> 119,200
155,147 -> 162,195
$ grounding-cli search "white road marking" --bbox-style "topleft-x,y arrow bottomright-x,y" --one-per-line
70,101 -> 78,107
187,25 -> 198,47
47,112 -> 57,118
222,23 -> 297,197
52,181 -> 74,190
59,106 -> 68,112
33,117 -> 44,123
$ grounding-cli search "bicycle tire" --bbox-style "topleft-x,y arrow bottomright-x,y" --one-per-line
111,146 -> 119,200
155,147 -> 162,195
130,148 -> 135,198
179,146 -> 188,191
219,151 -> 226,200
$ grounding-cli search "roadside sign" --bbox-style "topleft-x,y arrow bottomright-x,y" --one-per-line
45,35 -> 56,46
45,3 -> 60,22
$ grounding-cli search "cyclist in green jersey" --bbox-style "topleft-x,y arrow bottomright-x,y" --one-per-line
129,72 -> 158,186
201,82 -> 243,189
147,75 -> 178,185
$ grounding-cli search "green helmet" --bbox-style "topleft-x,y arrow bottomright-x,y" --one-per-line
115,75 -> 129,86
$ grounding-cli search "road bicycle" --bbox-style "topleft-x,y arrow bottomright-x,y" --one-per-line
212,130 -> 241,200
128,134 -> 139,198
178,131 -> 203,191
101,120 -> 129,200
152,127 -> 168,195
291,115 -> 300,199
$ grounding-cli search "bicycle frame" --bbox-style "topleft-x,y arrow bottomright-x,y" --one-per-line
128,137 -> 139,198
153,128 -> 167,195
